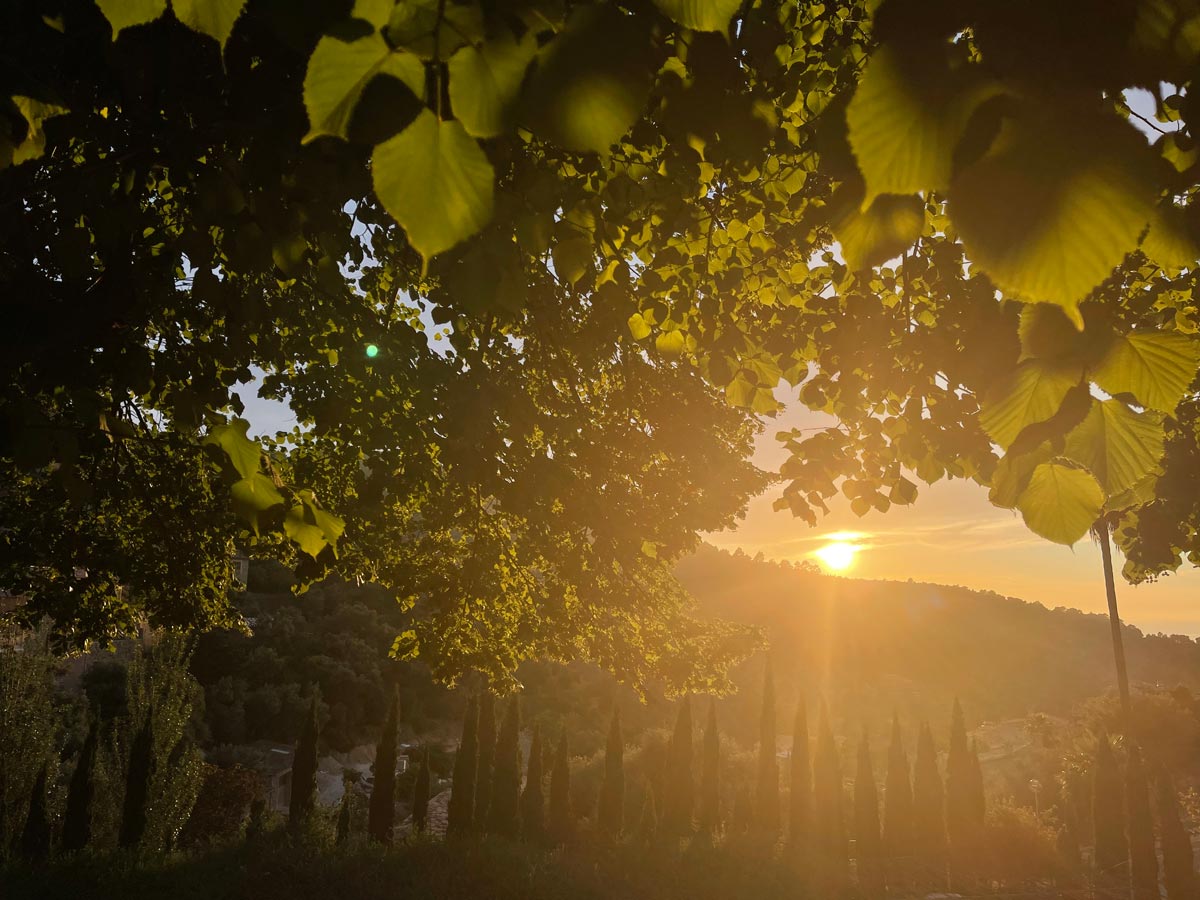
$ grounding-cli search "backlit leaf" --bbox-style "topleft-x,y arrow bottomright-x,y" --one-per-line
303,34 -> 425,143
96,0 -> 166,35
950,108 -> 1158,320
173,0 -> 246,48
847,41 -> 1001,200
1063,399 -> 1165,496
978,361 -> 1083,449
1140,203 -> 1199,274
9,97 -> 69,167
372,110 -> 495,262
652,0 -> 743,31
230,473 -> 285,533
447,31 -> 536,138
833,192 -> 925,271
1091,329 -> 1200,413
627,312 -> 652,340
656,330 -> 686,355
204,418 -> 263,480
1016,462 -> 1104,545
553,235 -> 593,284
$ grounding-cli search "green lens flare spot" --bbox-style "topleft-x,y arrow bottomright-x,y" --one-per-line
365,343 -> 379,358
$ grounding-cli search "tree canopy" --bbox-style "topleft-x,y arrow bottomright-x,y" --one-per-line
3,0 -> 1200,687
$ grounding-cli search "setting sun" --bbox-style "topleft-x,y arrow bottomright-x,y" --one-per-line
814,540 -> 860,572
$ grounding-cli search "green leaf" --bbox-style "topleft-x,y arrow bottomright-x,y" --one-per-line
978,360 -> 1083,449
950,108 -> 1158,320
832,192 -> 925,271
846,42 -> 1002,201
1016,462 -> 1104,545
725,372 -> 755,407
96,0 -> 167,35
387,0 -> 482,59
656,330 -> 686,355
627,312 -> 652,340
371,109 -> 494,262
1140,203 -> 1199,274
1063,399 -> 1165,497
447,31 -> 536,138
9,96 -> 69,167
1091,330 -> 1200,413
172,0 -> 246,48
204,418 -> 263,479
284,505 -> 329,559
988,442 -> 1054,509
392,629 -> 419,660
525,6 -> 654,154
229,473 -> 285,532
303,34 -> 425,143
651,0 -> 743,31
553,235 -> 593,284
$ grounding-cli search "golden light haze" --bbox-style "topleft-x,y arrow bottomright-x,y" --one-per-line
707,389 -> 1200,637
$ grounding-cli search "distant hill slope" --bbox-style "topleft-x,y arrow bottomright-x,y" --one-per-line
677,545 -> 1200,736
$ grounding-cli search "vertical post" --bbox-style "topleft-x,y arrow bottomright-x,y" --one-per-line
1098,525 -> 1132,724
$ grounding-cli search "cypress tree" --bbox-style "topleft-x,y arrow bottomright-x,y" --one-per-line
474,695 -> 497,828
637,783 -> 659,844
447,695 -> 478,836
789,697 -> 811,853
288,693 -> 320,832
20,763 -> 51,864
663,696 -> 694,836
1155,767 -> 1196,900
520,724 -> 546,843
732,782 -> 753,835
598,707 -> 625,838
1092,730 -> 1126,881
945,699 -> 973,848
62,719 -> 99,853
367,686 -> 400,844
812,705 -> 847,884
413,749 -> 431,834
1125,745 -> 1158,900
335,785 -> 352,845
120,709 -> 156,849
488,696 -> 521,837
967,738 -> 985,825
754,661 -> 780,835
912,721 -> 945,880
698,699 -> 720,836
855,732 -> 885,899
548,728 -> 572,845
882,714 -> 914,864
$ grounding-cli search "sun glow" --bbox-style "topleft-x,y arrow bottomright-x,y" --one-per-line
814,540 -> 860,572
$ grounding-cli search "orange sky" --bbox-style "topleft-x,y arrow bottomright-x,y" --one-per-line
706,389 -> 1200,639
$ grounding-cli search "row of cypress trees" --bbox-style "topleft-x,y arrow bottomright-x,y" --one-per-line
445,695 -> 572,843
1090,731 -> 1196,900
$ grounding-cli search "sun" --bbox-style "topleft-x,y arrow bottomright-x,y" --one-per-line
814,540 -> 859,572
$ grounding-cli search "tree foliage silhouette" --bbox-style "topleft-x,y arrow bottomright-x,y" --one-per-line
367,686 -> 400,844
413,749 -> 431,834
548,729 -> 572,846
855,733 -> 885,899
699,699 -> 721,837
120,710 -> 155,849
912,722 -> 945,873
520,725 -> 546,843
663,696 -> 694,836
61,719 -> 98,853
598,707 -> 624,839
754,663 -> 780,835
1125,745 -> 1158,900
474,696 -> 497,829
446,695 -> 478,837
1155,767 -> 1196,900
488,697 -> 521,838
288,695 -> 320,833
1092,731 -> 1126,881
788,698 -> 811,855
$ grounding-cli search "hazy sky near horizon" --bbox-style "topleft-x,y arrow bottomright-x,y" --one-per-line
705,388 -> 1200,639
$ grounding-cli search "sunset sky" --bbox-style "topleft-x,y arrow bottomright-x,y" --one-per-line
706,387 -> 1200,639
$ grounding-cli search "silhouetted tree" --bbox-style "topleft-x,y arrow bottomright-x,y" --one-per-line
883,713 -> 914,868
789,697 -> 811,855
1125,746 -> 1158,900
812,705 -> 847,886
912,721 -> 945,879
413,749 -> 431,834
367,686 -> 400,844
335,782 -> 353,845
1155,767 -> 1196,900
1092,730 -> 1126,881
447,695 -> 478,836
598,707 -> 624,838
967,738 -> 985,825
521,725 -> 545,843
62,719 -> 99,853
699,699 -> 720,836
637,783 -> 659,844
855,733 -> 885,899
755,661 -> 780,835
474,695 -> 497,828
20,764 -> 50,864
120,710 -> 156,848
288,694 -> 320,832
488,697 -> 521,837
945,699 -> 973,847
663,696 -> 694,836
548,729 -> 571,845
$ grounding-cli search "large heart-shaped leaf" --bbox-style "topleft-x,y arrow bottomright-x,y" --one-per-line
950,107 -> 1158,321
1016,462 -> 1104,545
1091,329 -> 1200,413
447,31 -> 536,138
204,418 -> 262,479
96,0 -> 167,35
1063,399 -> 1165,496
832,192 -> 926,271
372,109 -> 495,261
847,41 -> 1001,201
9,97 -> 69,168
652,0 -> 743,31
173,0 -> 247,48
978,360 -> 1083,449
303,34 -> 425,143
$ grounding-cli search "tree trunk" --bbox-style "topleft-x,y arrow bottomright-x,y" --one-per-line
1098,525 -> 1132,724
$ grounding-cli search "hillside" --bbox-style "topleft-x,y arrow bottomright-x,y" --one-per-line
679,544 -> 1200,739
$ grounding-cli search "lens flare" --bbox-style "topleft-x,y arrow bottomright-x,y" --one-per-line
365,343 -> 379,358
814,540 -> 859,572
